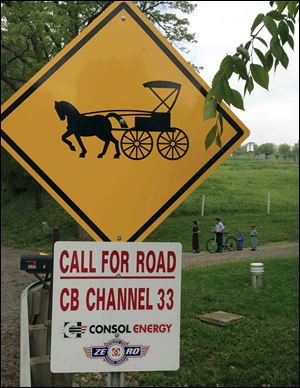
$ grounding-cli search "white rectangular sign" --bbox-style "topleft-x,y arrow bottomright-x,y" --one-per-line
50,242 -> 182,372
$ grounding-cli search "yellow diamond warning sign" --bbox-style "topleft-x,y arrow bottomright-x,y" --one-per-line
1,1 -> 249,242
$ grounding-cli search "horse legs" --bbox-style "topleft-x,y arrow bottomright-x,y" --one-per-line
62,131 -> 76,151
111,136 -> 120,159
74,134 -> 87,158
97,135 -> 120,159
97,139 -> 110,158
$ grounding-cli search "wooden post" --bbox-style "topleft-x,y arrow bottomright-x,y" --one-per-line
267,192 -> 271,214
201,194 -> 205,216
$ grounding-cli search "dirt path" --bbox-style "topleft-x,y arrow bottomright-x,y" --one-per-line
1,242 -> 299,387
182,242 -> 299,268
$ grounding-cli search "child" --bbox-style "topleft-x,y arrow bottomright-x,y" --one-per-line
250,225 -> 257,251
192,220 -> 200,253
236,231 -> 244,251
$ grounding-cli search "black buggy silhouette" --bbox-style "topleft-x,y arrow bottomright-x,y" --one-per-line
55,81 -> 189,160
118,80 -> 189,160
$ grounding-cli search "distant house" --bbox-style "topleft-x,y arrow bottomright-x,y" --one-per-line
256,153 -> 266,160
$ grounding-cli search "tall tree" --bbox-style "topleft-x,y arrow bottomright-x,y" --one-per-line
1,1 -> 196,102
278,143 -> 292,158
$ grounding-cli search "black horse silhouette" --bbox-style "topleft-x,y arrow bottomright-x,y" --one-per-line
54,101 -> 127,158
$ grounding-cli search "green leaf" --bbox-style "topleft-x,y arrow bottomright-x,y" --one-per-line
286,19 -> 295,33
288,1 -> 297,17
219,55 -> 234,79
287,34 -> 294,50
256,36 -> 268,47
203,97 -> 217,120
265,51 -> 274,71
266,10 -> 285,20
251,13 -> 264,33
232,57 -> 248,80
279,49 -> 289,68
216,135 -> 222,148
237,45 -> 250,61
250,63 -> 269,89
276,1 -> 289,13
211,70 -> 222,89
218,113 -> 224,136
205,125 -> 217,149
244,76 -> 254,95
270,37 -> 289,67
263,15 -> 278,36
254,48 -> 267,68
230,89 -> 245,110
212,75 -> 232,104
221,78 -> 233,106
278,20 -> 290,44
244,40 -> 252,50
274,57 -> 280,72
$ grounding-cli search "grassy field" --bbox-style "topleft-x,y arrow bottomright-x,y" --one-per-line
76,256 -> 299,387
1,158 -> 298,250
147,158 -> 299,251
130,257 -> 299,387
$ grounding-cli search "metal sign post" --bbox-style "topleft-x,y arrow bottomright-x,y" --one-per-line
107,372 -> 124,387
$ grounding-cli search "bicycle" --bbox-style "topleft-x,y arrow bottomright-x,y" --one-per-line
206,232 -> 237,253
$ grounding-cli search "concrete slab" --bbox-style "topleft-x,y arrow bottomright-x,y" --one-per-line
198,310 -> 245,326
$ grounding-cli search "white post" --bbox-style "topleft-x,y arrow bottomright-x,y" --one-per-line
201,194 -> 205,216
267,192 -> 271,214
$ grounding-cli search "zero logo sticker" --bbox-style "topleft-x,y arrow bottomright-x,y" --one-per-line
84,338 -> 149,366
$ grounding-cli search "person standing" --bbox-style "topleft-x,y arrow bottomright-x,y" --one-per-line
214,218 -> 225,252
250,224 -> 257,251
192,220 -> 200,253
236,231 -> 244,251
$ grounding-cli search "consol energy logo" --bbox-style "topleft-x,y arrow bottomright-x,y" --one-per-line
63,322 -> 172,337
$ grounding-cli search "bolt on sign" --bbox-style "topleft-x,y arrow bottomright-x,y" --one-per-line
1,1 -> 250,242
50,242 -> 182,372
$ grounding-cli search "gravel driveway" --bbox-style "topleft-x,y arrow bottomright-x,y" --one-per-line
1,242 -> 298,387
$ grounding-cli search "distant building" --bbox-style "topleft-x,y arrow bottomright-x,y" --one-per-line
256,153 -> 266,160
245,142 -> 255,152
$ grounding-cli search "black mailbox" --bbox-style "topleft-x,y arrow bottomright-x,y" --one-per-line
20,254 -> 53,273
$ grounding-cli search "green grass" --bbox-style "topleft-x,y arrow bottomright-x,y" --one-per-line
129,257 -> 299,387
146,158 -> 299,251
1,158 -> 298,250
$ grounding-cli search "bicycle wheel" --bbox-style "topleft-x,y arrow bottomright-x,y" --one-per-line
225,236 -> 237,251
206,238 -> 218,253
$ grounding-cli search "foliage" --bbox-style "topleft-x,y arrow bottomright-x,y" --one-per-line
1,0 -> 196,102
204,1 -> 299,149
256,142 -> 277,155
278,142 -> 292,158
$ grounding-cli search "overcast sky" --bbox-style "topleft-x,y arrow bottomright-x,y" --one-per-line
183,1 -> 299,146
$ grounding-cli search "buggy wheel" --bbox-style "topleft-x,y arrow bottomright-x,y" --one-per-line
157,128 -> 189,160
121,130 -> 153,160
206,238 -> 218,253
226,236 -> 237,251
